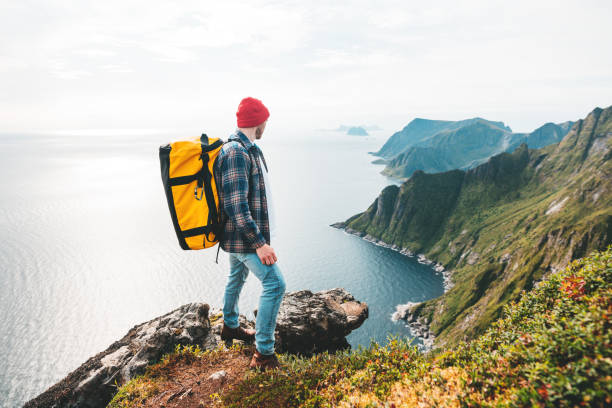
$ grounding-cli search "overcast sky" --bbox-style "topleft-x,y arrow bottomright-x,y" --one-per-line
1,0 -> 611,136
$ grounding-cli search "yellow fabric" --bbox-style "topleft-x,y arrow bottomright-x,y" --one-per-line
168,136 -> 223,249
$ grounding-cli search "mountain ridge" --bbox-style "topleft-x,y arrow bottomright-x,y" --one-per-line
335,105 -> 612,347
373,117 -> 512,159
380,119 -> 573,179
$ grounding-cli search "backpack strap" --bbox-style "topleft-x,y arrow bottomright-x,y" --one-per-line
195,134 -> 225,246
256,147 -> 268,172
207,133 -> 229,264
232,137 -> 268,172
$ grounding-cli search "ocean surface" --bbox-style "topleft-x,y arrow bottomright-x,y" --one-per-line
0,129 -> 444,407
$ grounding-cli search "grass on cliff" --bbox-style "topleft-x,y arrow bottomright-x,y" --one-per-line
110,247 -> 612,407
107,343 -> 253,408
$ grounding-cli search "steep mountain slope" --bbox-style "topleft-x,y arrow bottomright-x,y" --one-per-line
373,117 -> 511,159
382,120 -> 573,179
336,106 -> 612,347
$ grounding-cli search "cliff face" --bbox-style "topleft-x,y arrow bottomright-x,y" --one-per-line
345,170 -> 465,249
336,105 -> 612,347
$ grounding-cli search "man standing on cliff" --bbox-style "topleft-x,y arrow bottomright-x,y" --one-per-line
214,97 -> 286,370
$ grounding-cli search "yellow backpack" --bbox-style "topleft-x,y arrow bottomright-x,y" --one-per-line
159,134 -> 225,255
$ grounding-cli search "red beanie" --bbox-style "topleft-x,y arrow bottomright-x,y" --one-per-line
236,97 -> 270,128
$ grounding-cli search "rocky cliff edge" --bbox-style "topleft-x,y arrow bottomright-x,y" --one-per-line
24,288 -> 368,408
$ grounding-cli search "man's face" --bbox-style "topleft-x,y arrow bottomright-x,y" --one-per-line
255,120 -> 267,140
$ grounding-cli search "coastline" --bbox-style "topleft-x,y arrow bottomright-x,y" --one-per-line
331,223 -> 454,292
330,222 -> 453,350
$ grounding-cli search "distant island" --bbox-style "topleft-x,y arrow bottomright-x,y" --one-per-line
322,124 -> 381,133
346,126 -> 368,136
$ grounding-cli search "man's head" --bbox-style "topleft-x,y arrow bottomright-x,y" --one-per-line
236,97 -> 269,140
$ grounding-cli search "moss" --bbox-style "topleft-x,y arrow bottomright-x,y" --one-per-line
209,312 -> 223,325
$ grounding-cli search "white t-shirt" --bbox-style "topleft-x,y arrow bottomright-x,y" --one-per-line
255,145 -> 277,243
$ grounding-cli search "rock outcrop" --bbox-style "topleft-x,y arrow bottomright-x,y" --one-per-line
24,288 -> 368,408
272,288 -> 368,355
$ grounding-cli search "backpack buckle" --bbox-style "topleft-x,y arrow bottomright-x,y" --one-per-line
194,185 -> 204,200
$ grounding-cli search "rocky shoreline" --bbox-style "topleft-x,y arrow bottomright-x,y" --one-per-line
330,222 -> 451,349
24,288 -> 368,408
390,302 -> 435,350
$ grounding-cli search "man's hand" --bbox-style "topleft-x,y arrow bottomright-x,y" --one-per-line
256,244 -> 277,265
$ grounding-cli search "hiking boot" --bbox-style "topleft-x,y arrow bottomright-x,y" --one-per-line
220,323 -> 255,342
249,349 -> 281,371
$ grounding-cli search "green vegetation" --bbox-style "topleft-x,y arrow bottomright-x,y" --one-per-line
223,338 -> 425,407
110,247 -> 612,407
342,106 -> 612,347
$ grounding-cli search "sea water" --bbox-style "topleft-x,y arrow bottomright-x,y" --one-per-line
0,130 -> 444,406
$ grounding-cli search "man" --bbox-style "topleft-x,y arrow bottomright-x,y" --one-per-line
214,96 -> 286,370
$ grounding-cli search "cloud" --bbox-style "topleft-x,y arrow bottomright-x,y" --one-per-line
0,0 -> 611,133
74,49 -> 116,58
100,64 -> 133,74
305,49 -> 404,69
48,59 -> 92,80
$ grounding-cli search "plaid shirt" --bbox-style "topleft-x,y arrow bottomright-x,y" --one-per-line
214,130 -> 270,253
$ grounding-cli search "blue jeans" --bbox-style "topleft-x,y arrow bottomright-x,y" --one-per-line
222,252 -> 286,355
